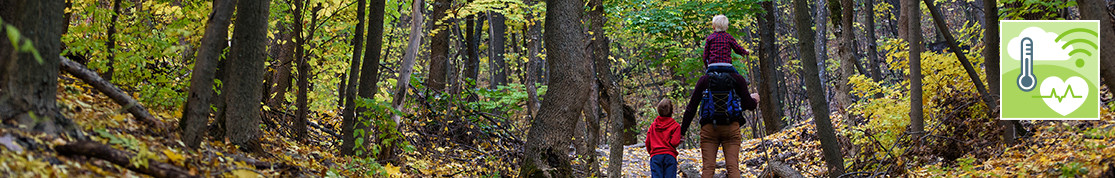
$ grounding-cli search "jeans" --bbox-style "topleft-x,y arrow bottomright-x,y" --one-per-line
700,122 -> 742,178
650,154 -> 678,178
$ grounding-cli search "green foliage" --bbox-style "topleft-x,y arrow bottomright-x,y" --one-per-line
1059,161 -> 1089,177
999,0 -> 1077,20
0,18 -> 44,64
351,96 -> 409,158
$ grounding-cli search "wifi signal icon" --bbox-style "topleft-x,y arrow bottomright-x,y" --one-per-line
1055,28 -> 1099,68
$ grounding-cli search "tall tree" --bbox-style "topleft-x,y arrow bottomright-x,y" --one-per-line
865,0 -> 885,86
266,24 -> 294,108
524,0 -> 542,117
793,0 -> 846,176
907,0 -> 925,138
382,0 -> 424,163
1079,0 -> 1115,109
346,0 -> 388,156
464,13 -> 480,101
340,0 -> 368,155
586,0 -> 612,175
180,0 -> 237,149
831,0 -> 856,113
757,0 -> 784,135
0,0 -> 80,136
295,2 -> 322,141
985,0 -> 1014,145
489,11 -> 508,88
224,0 -> 269,152
105,0 -> 122,81
518,0 -> 592,176
427,0 -> 451,92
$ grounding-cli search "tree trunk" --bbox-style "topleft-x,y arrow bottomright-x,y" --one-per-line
758,1 -> 784,135
266,25 -> 293,108
792,0 -> 846,176
224,0 -> 269,153
348,0 -> 387,156
830,0 -> 856,114
865,0 -> 885,89
524,0 -> 542,117
1080,0 -> 1115,108
984,0 -> 1014,145
518,0 -> 592,176
427,0 -> 450,92
908,0 -> 925,138
0,0 -> 79,137
489,12 -> 507,88
382,0 -> 423,163
340,0 -> 366,156
585,0 -> 609,175
923,0 -> 994,112
897,0 -> 910,40
105,0 -> 121,82
294,2 -> 321,142
464,13 -> 480,102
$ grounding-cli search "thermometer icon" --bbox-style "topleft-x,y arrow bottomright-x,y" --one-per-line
1017,37 -> 1036,92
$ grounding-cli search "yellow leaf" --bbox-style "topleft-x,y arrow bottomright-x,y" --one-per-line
229,169 -> 261,178
384,163 -> 402,176
163,149 -> 184,164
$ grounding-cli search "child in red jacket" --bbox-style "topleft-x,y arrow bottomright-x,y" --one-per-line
646,99 -> 681,178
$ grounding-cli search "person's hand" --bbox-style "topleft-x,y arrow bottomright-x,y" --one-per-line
751,93 -> 760,102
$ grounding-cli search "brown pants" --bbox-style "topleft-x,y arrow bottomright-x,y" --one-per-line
700,122 -> 742,178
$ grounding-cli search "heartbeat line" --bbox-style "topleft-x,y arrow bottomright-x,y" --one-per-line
1032,85 -> 1084,102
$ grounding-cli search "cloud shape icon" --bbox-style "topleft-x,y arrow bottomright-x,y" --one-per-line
1007,27 -> 1074,61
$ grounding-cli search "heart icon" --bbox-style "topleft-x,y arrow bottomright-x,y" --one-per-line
1039,76 -> 1089,116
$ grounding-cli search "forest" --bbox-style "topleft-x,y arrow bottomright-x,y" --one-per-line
1,0 -> 1114,177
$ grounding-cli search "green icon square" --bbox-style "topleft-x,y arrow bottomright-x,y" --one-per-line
1000,20 -> 1101,120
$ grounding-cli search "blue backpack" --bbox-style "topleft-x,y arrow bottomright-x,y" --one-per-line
699,71 -> 744,125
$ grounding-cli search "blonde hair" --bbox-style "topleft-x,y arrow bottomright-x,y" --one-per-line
711,15 -> 730,32
656,98 -> 673,117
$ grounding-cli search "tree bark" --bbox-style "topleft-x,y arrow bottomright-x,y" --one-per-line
427,0 -> 450,92
586,0 -> 609,175
792,0 -> 846,176
340,0 -> 366,156
518,0 -> 592,176
105,0 -> 121,82
464,13 -> 480,102
382,0 -> 423,163
224,0 -> 269,153
908,0 -> 925,137
897,0 -> 910,40
865,0 -> 885,89
57,141 -> 198,178
0,0 -> 81,137
984,0 -> 1014,145
1080,0 -> 1115,108
758,0 -> 784,135
489,12 -> 507,88
346,0 -> 387,156
294,2 -> 321,142
830,0 -> 856,114
61,57 -> 165,130
761,161 -> 805,178
266,25 -> 293,109
524,0 -> 542,118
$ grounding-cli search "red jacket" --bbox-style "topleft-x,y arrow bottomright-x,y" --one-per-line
645,116 -> 681,157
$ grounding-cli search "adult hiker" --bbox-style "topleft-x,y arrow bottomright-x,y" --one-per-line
678,14 -> 761,178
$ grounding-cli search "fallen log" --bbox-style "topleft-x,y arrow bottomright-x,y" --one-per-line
56,141 -> 197,178
59,56 -> 166,130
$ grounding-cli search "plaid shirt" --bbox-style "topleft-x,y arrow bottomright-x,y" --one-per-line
702,31 -> 750,66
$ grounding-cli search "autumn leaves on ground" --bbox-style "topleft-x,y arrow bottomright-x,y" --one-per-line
2,0 -> 1115,177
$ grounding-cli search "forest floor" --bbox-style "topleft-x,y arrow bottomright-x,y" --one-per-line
1,78 -> 1113,177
